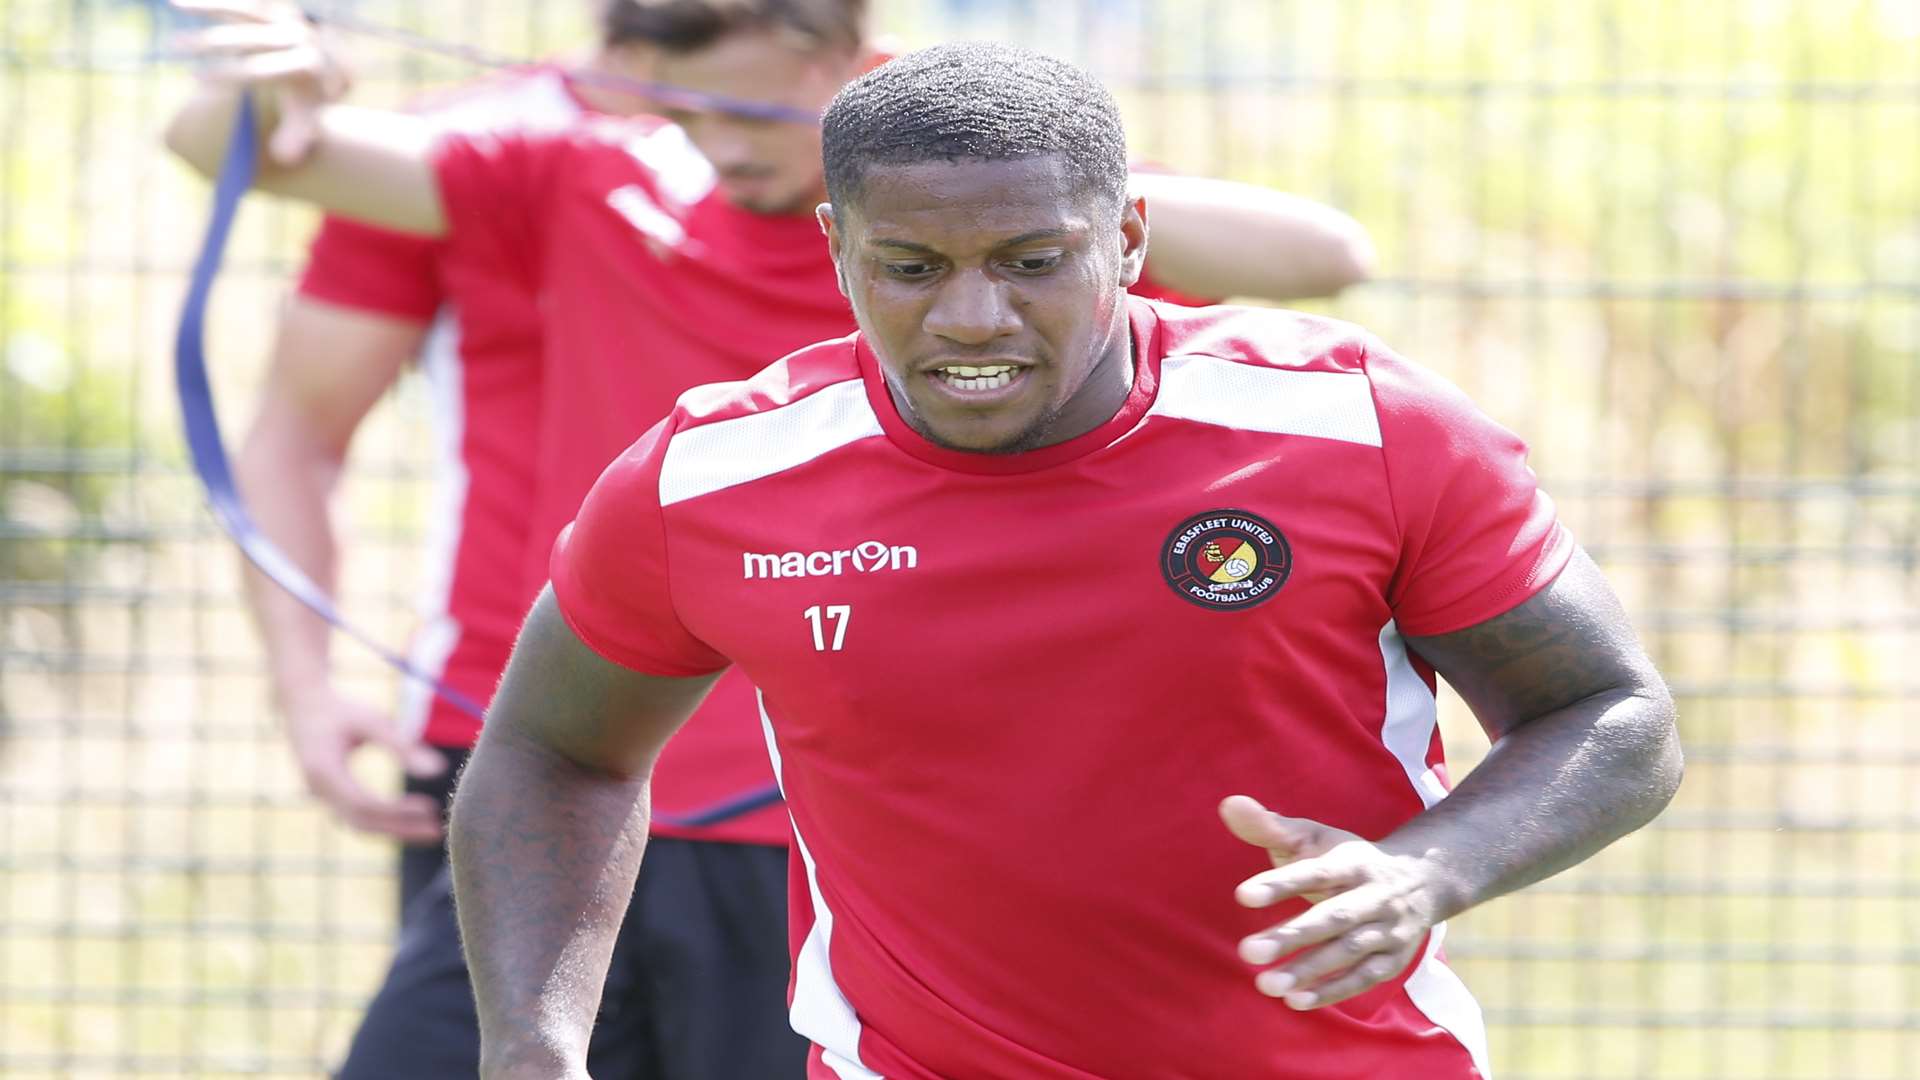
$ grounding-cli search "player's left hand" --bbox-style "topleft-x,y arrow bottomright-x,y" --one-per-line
170,0 -> 351,165
1219,794 -> 1450,1010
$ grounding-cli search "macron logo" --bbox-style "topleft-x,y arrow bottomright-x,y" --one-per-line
743,541 -> 919,580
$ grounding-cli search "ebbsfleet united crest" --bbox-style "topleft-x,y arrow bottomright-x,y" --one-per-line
1160,509 -> 1292,611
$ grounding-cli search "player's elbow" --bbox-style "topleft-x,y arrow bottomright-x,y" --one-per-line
1640,676 -> 1684,810
1617,674 -> 1684,829
162,109 -> 200,173
163,92 -> 226,180
1324,222 -> 1378,293
1288,218 -> 1375,298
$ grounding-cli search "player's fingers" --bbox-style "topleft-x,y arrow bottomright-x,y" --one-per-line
196,57 -> 312,91
200,44 -> 330,84
267,86 -> 323,163
340,791 -> 447,844
171,22 -> 310,57
1218,795 -> 1346,862
336,706 -> 447,780
370,729 -> 449,780
401,742 -> 449,779
1234,857 -> 1366,909
1241,917 -> 1398,974
302,756 -> 374,818
1243,888 -> 1393,965
1239,911 -> 1396,966
170,0 -> 281,25
267,104 -> 313,164
1267,947 -> 1419,1010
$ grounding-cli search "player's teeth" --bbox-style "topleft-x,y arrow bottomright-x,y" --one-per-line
945,371 -> 1014,391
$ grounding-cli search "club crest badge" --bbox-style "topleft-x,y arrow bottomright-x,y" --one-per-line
1160,509 -> 1292,611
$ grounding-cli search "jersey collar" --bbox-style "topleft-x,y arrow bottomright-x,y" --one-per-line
856,295 -> 1165,475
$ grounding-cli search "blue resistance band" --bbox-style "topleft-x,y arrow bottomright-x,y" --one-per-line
304,5 -> 823,126
173,94 -> 784,828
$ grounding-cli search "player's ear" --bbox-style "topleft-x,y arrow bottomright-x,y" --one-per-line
1118,195 -> 1148,289
818,202 -> 850,297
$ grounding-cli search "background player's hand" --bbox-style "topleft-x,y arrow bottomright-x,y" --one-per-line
1219,794 -> 1447,1010
170,0 -> 349,165
286,687 -> 446,843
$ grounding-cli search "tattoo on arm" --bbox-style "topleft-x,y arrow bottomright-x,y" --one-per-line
1383,548 -> 1682,915
1407,548 -> 1662,738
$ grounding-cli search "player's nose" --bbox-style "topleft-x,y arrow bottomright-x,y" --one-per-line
923,269 -> 1019,346
686,120 -> 755,173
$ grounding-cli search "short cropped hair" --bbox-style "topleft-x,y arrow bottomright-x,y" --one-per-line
821,43 -> 1129,216
601,0 -> 867,54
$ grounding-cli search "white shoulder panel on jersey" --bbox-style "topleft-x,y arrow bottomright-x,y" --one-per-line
660,379 -> 883,507
1149,352 -> 1384,447
621,123 -> 719,207
417,68 -> 582,134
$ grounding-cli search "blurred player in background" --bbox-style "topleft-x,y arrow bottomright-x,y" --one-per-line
238,0 -> 660,920
443,43 -> 1683,1078
168,0 -> 1375,1075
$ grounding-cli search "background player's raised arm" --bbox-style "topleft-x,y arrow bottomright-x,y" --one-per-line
162,1 -> 446,235
1227,550 -> 1682,1010
1131,171 -> 1375,301
449,589 -> 717,1080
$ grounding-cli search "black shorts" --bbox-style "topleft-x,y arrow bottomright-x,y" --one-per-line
341,749 -> 808,1078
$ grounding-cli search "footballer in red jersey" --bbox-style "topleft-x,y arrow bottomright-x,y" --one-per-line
451,42 -> 1684,1080
167,6 -> 1383,1078
223,28 -> 819,1078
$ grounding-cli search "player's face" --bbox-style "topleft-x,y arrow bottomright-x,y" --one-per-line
653,30 -> 868,215
822,155 -> 1148,454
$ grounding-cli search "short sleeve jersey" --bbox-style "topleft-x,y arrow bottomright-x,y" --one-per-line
428,126 -> 1220,845
550,298 -> 1571,1078
295,66 -> 588,751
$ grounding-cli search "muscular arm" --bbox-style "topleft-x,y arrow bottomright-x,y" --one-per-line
1227,548 -> 1681,1007
237,296 -> 446,837
1132,171 -> 1375,301
165,87 -> 446,234
450,589 -> 719,1079
1388,546 -> 1682,914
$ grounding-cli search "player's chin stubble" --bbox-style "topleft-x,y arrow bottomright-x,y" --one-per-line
917,402 -> 1065,457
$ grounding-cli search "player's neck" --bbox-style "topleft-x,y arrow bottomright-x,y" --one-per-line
1055,325 -> 1138,446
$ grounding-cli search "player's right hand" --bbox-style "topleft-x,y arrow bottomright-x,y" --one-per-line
285,687 -> 447,843
170,0 -> 350,165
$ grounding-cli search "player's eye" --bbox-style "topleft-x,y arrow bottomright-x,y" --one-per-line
1004,254 -> 1062,274
884,262 -> 939,279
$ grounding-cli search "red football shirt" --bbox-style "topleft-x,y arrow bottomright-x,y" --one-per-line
296,66 -> 589,752
429,124 -> 1214,845
550,298 -> 1571,1077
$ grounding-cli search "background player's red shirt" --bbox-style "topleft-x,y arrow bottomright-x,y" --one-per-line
296,66 -> 588,752
550,298 -> 1571,1077
428,125 -> 1215,844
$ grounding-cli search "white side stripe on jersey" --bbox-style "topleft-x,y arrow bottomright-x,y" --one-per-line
756,692 -> 882,1079
397,69 -> 584,738
1377,620 -> 1451,809
660,380 -> 883,507
1377,620 -> 1490,1074
1149,353 -> 1383,446
1404,923 -> 1494,1078
397,313 -> 471,740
